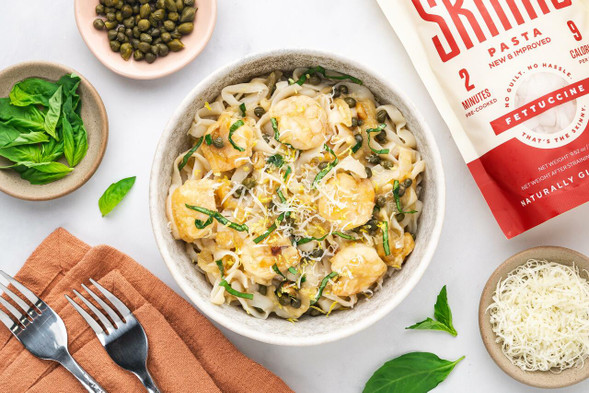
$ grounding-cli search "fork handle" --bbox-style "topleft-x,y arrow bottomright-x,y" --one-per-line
137,369 -> 160,393
58,351 -> 107,393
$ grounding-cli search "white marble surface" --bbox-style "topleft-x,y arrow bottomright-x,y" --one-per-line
1,1 -> 588,392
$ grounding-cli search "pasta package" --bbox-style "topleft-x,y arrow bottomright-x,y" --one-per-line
377,0 -> 589,238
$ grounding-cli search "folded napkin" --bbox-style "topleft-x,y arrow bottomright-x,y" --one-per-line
0,228 -> 292,393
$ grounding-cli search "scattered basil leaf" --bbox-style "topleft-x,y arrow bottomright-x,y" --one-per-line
267,154 -> 284,168
334,231 -> 357,240
283,165 -> 292,180
379,220 -> 391,256
311,272 -> 338,305
313,144 -> 338,187
228,120 -> 245,152
185,204 -> 249,232
363,352 -> 464,393
239,103 -> 246,117
295,66 -> 363,86
205,134 -> 213,145
178,137 -> 203,171
288,267 -> 298,275
296,234 -> 328,245
216,259 -> 224,277
366,124 -> 389,155
220,279 -> 254,299
272,263 -> 286,279
98,176 -> 136,217
406,286 -> 457,336
393,180 -> 417,214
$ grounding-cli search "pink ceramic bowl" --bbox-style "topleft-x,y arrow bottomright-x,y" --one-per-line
74,0 -> 217,80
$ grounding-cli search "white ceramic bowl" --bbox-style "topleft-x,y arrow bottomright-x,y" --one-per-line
150,49 -> 445,346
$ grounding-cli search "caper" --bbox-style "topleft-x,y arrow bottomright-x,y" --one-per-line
115,11 -> 123,22
254,106 -> 265,117
176,0 -> 184,11
351,117 -> 358,127
332,88 -> 341,98
344,97 -> 356,108
167,38 -> 184,51
138,42 -> 151,53
212,137 -> 224,148
278,295 -> 290,306
163,20 -> 176,31
117,25 -> 125,33
156,0 -> 165,8
374,130 -> 387,144
114,0 -> 123,9
177,22 -> 193,35
161,32 -> 172,42
170,29 -> 182,39
404,178 -> 413,188
354,133 -> 363,144
157,43 -> 169,56
131,38 -> 140,49
132,26 -> 140,38
153,37 -> 163,44
168,11 -> 179,22
140,33 -> 152,43
121,4 -> 133,17
107,29 -> 118,40
376,109 -> 388,124
396,213 -> 405,222
109,40 -> 121,52
376,196 -> 386,208
137,18 -> 150,31
125,28 -> 133,38
258,285 -> 267,296
139,3 -> 151,18
151,44 -> 159,55
180,6 -> 196,22
120,43 -> 133,60
106,12 -> 116,21
151,28 -> 161,37
104,0 -> 116,6
93,18 -> 106,30
132,4 -> 140,13
397,184 -> 406,197
243,177 -> 257,189
367,154 -> 381,165
318,162 -> 328,170
308,74 -> 321,85
382,160 -> 393,170
139,0 -> 149,4
165,0 -> 177,11
365,167 -> 372,178
310,249 -> 323,258
104,20 -> 118,29
123,16 -> 135,28
149,15 -> 158,27
116,31 -> 125,41
290,297 -> 302,309
366,219 -> 379,235
184,0 -> 195,5
104,6 -> 114,13
358,119 -> 364,126
96,4 -> 105,15
145,52 -> 157,63
152,8 -> 165,21
339,84 -> 349,94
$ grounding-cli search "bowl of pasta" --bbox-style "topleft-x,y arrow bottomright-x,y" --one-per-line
150,49 -> 445,345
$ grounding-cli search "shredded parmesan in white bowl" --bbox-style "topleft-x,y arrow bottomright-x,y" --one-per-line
487,259 -> 589,373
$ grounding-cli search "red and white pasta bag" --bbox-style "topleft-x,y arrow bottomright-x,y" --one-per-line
377,0 -> 589,238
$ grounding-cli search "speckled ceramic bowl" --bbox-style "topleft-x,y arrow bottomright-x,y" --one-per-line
0,61 -> 108,201
74,0 -> 217,80
149,50 -> 446,345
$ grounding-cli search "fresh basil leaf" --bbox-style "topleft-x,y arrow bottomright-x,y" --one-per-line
9,161 -> 72,185
267,154 -> 284,168
43,86 -> 62,139
363,352 -> 464,393
40,136 -> 64,162
62,116 -> 75,167
0,144 -> 43,163
61,96 -> 88,166
0,123 -> 48,148
98,176 -> 136,217
406,286 -> 457,336
0,98 -> 45,131
9,77 -> 59,107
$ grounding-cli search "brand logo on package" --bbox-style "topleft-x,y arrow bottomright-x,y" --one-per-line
411,0 -> 573,63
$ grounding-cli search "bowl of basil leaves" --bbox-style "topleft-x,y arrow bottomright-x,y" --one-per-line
0,61 -> 108,200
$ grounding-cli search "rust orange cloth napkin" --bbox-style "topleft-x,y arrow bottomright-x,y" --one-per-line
0,228 -> 293,393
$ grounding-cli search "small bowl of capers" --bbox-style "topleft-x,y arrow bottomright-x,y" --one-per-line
74,0 -> 217,80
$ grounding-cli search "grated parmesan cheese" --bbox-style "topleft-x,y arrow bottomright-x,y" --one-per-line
487,259 -> 589,372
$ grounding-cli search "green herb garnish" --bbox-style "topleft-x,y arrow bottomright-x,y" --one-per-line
334,231 -> 357,240
253,212 -> 285,244
363,352 -> 464,393
272,263 -> 286,279
311,272 -> 338,305
406,286 -> 457,336
366,124 -> 389,154
98,176 -> 136,217
271,117 -> 281,142
296,234 -> 328,245
228,120 -> 245,152
267,154 -> 284,168
294,66 -> 363,86
194,216 -> 214,229
205,134 -> 213,145
380,220 -> 391,256
313,144 -> 338,187
284,165 -> 292,180
239,103 -> 246,117
219,280 -> 253,300
393,180 -> 418,214
185,204 -> 249,232
178,137 -> 204,171
288,267 -> 298,275
215,259 -> 224,277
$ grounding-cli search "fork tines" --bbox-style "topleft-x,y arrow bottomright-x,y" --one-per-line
65,279 -> 131,340
0,271 -> 44,332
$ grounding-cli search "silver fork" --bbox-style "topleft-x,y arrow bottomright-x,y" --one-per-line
66,279 -> 160,393
0,271 -> 105,393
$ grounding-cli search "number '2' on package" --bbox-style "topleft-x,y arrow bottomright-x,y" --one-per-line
377,0 -> 589,238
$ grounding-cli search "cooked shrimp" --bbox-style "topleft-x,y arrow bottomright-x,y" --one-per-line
272,95 -> 327,150
201,112 -> 254,172
377,231 -> 415,268
330,244 -> 387,296
170,179 -> 217,242
240,238 -> 300,285
317,172 -> 375,230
